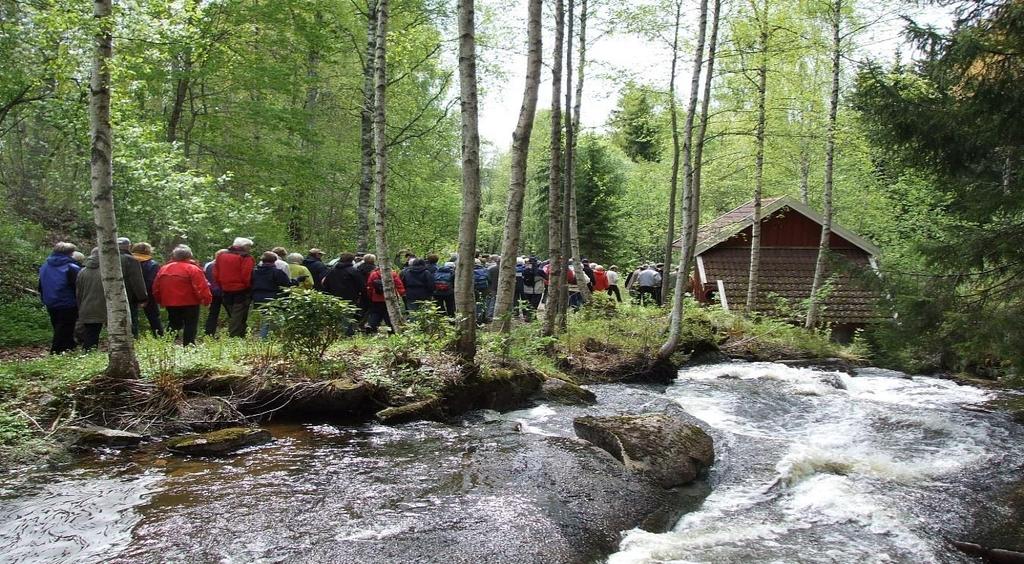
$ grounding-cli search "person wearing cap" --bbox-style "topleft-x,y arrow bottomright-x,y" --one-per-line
131,242 -> 164,337
76,247 -> 105,350
117,237 -> 150,336
152,245 -> 212,346
38,242 -> 81,354
303,248 -> 329,291
214,237 -> 256,337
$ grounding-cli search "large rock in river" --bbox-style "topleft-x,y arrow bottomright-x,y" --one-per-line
166,427 -> 272,456
573,413 -> 714,488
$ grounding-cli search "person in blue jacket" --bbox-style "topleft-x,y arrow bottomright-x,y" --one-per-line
38,242 -> 81,354
251,251 -> 296,338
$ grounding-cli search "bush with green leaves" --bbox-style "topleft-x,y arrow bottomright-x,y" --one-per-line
258,288 -> 358,358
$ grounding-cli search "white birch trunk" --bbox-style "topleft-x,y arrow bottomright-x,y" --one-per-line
357,0 -> 377,253
660,0 -> 683,303
567,0 -> 590,304
745,4 -> 769,314
90,0 -> 139,379
493,0 -> 542,331
542,0 -> 565,338
806,0 -> 841,329
659,0 -> 709,359
372,0 -> 404,331
455,0 -> 482,360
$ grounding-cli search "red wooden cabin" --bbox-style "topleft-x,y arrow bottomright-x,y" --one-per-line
675,195 -> 883,339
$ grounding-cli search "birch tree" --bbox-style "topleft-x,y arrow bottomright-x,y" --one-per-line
557,0 -> 576,331
372,0 -> 404,331
806,0 -> 841,328
659,0 -> 710,359
493,0 -> 543,331
745,0 -> 770,314
358,0 -> 378,253
566,0 -> 590,303
454,0 -> 482,360
685,0 -> 722,264
660,0 -> 683,302
542,0 -> 566,338
90,0 -> 139,379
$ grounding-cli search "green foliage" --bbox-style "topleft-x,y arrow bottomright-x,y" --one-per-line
259,288 -> 358,358
609,82 -> 664,163
0,412 -> 31,447
852,1 -> 1024,377
574,136 -> 628,264
0,299 -> 52,347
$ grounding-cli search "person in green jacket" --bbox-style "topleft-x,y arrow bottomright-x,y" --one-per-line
76,249 -> 107,350
285,253 -> 313,289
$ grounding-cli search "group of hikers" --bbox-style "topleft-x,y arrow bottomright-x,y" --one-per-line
36,237 -> 674,354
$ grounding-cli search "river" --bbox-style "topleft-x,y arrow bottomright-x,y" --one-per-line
0,361 -> 1021,563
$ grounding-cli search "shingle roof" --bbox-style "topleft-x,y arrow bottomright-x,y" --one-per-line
699,247 -> 883,323
674,195 -> 881,257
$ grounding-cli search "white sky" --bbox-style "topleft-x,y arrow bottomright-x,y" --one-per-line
473,0 -> 954,153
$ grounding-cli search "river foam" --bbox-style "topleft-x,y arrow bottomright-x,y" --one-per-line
607,361 -> 1022,564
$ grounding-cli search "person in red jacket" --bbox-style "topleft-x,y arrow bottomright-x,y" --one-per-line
153,245 -> 213,346
592,264 -> 610,293
366,266 -> 405,333
213,237 -> 255,337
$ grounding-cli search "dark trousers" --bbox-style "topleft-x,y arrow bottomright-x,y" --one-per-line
205,294 -> 228,336
166,305 -> 200,346
637,286 -> 659,306
608,285 -> 622,302
81,323 -> 103,351
434,294 -> 455,317
132,302 -> 163,337
221,291 -> 251,337
367,301 -> 393,332
47,306 -> 78,354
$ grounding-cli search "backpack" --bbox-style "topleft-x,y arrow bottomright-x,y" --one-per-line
372,275 -> 384,293
522,266 -> 535,287
473,267 -> 489,291
435,267 -> 454,293
567,267 -> 576,284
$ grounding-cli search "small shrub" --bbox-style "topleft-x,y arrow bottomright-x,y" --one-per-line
0,298 -> 52,347
259,288 -> 358,358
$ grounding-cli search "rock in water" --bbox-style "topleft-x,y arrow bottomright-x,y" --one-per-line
166,427 -> 272,456
67,425 -> 145,448
536,377 -> 597,406
573,414 -> 714,488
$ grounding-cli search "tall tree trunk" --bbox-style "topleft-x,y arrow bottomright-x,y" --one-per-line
493,0 -> 543,332
357,0 -> 378,254
567,0 -> 590,303
90,0 -> 139,379
659,0 -> 709,359
455,0 -> 482,360
167,0 -> 197,144
372,0 -> 404,331
686,0 -> 721,265
806,0 -> 841,329
799,148 -> 810,204
660,0 -> 682,302
745,6 -> 769,314
556,0 -> 575,332
542,0 -> 565,338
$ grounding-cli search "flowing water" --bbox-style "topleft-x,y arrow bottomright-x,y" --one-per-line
0,361 -> 1022,563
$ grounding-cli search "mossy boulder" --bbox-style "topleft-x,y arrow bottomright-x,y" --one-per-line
66,425 -> 145,448
535,377 -> 597,406
444,366 -> 545,414
376,398 -> 443,424
573,413 -> 714,488
166,427 -> 272,456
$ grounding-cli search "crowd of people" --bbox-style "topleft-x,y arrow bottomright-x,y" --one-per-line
36,237 -> 674,354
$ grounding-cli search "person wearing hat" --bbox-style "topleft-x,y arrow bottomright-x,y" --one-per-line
116,237 -> 150,336
214,237 -> 256,337
131,242 -> 164,338
303,248 -> 329,291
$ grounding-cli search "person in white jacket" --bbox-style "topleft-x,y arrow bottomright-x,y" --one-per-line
606,265 -> 622,302
567,262 -> 590,310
